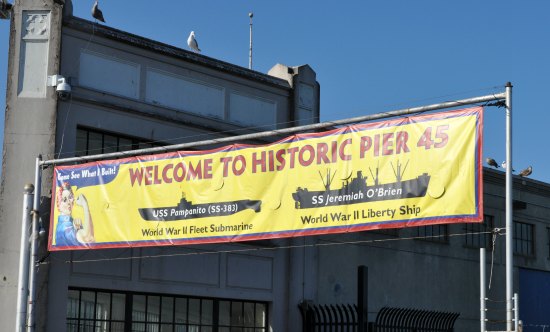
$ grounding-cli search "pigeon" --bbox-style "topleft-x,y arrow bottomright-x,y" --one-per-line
501,161 -> 515,172
187,31 -> 201,53
0,1 -> 12,11
92,0 -> 105,23
486,158 -> 499,168
518,166 -> 532,177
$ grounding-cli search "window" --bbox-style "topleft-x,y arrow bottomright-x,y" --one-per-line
513,221 -> 534,256
464,215 -> 494,249
415,224 -> 448,243
67,290 -> 126,332
547,227 -> 550,258
218,300 -> 267,332
75,127 -> 163,157
368,228 -> 399,237
67,289 -> 268,332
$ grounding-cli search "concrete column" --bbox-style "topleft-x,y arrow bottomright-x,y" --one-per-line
0,0 -> 64,330
268,64 -> 321,127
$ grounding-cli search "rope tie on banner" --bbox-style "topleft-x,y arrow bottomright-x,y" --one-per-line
485,100 -> 506,108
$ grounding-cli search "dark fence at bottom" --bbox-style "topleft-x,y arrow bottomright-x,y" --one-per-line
373,307 -> 460,332
300,301 -> 359,332
300,302 -> 459,332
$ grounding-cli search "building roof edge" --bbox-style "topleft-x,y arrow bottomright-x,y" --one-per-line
484,167 -> 550,196
63,16 -> 292,89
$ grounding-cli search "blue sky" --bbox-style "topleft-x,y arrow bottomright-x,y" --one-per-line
1,1 -> 549,183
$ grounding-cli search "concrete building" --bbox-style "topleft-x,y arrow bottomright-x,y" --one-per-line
2,1 -> 550,332
0,1 -> 320,331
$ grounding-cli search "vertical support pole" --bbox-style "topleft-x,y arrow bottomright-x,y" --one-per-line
358,266 -> 368,332
16,184 -> 35,332
505,82 -> 513,332
27,156 -> 42,332
248,12 -> 253,70
299,301 -> 311,332
480,249 -> 486,332
514,293 -> 519,332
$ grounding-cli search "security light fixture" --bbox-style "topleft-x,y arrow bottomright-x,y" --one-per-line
47,75 -> 72,100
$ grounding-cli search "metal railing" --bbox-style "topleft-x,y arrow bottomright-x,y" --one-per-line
373,307 -> 459,332
300,302 -> 359,332
300,303 -> 460,332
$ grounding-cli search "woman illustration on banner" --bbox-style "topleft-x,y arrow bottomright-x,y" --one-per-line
55,182 -> 95,246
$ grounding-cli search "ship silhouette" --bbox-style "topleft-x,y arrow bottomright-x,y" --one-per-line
139,193 -> 262,221
292,161 -> 430,209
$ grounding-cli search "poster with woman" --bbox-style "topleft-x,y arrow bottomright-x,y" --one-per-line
54,182 -> 95,247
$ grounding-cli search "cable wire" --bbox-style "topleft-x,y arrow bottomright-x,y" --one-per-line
488,227 -> 503,289
56,21 -> 98,158
485,298 -> 512,303
38,229 -> 497,266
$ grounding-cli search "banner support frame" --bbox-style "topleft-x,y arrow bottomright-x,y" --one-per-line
39,92 -> 506,167
505,82 -> 513,332
25,89 -> 511,329
27,156 -> 42,332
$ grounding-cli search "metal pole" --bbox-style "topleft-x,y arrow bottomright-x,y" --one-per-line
41,92 -> 506,167
15,184 -> 35,332
248,12 -> 253,70
505,82 -> 513,332
514,293 -> 519,331
480,249 -> 486,332
358,266 -> 368,332
27,156 -> 42,332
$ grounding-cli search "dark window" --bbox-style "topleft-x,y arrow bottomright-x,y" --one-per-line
415,224 -> 448,243
514,221 -> 534,256
75,127 -> 163,157
67,288 -> 268,332
464,215 -> 494,249
368,228 -> 399,237
547,227 -> 550,258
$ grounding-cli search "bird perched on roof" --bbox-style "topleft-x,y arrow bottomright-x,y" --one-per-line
486,158 -> 499,168
518,166 -> 532,177
91,0 -> 105,23
501,161 -> 515,172
0,1 -> 12,11
187,31 -> 201,53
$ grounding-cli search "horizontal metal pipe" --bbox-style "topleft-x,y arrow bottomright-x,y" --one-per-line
41,92 -> 505,166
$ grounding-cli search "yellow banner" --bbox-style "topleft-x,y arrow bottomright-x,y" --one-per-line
48,107 -> 483,250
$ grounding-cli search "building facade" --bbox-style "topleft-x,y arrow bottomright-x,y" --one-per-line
1,1 -> 320,331
2,1 -> 550,332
